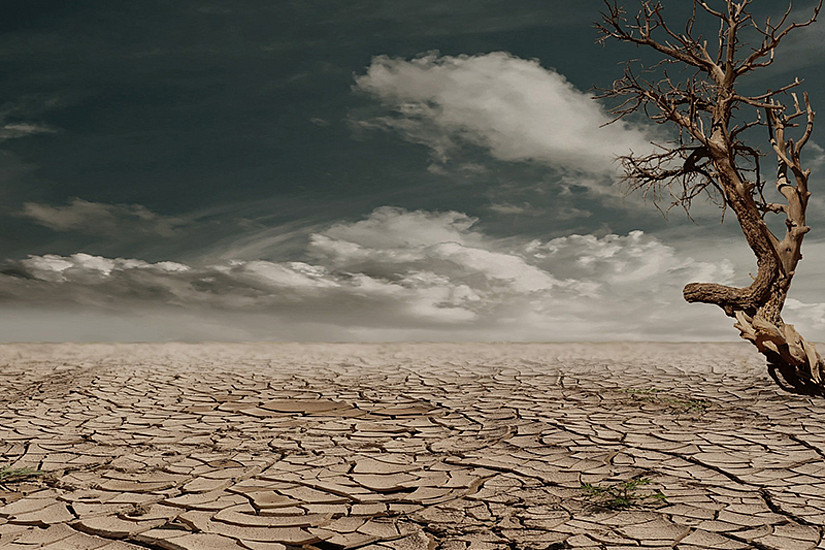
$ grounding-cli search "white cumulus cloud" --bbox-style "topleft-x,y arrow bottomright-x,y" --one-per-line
354,52 -> 654,174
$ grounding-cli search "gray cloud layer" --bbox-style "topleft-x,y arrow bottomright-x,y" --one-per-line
0,206 -> 750,342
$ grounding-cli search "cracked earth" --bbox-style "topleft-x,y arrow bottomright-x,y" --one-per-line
1,342 -> 824,550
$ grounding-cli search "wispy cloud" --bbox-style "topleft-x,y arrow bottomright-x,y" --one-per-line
0,94 -> 63,143
488,202 -> 541,216
354,52 -> 654,175
19,198 -> 186,237
0,206 -> 745,341
0,122 -> 56,141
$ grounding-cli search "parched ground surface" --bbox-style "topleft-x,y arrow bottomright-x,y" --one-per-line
1,342 -> 824,550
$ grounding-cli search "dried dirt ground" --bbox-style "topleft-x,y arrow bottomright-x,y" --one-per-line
0,342 -> 824,550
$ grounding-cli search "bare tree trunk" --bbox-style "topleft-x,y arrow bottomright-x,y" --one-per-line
683,156 -> 823,392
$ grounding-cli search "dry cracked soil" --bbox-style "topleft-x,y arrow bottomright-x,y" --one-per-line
0,342 -> 824,550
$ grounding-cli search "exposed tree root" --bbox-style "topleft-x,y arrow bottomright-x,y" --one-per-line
733,310 -> 824,394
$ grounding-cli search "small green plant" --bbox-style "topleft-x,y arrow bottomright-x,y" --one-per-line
660,395 -> 709,413
619,388 -> 709,413
0,465 -> 44,485
581,475 -> 667,510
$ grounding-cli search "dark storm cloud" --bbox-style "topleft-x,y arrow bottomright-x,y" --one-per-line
1,1 -> 824,341
0,0 -> 625,259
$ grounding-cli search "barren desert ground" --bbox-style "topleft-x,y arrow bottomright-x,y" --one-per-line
1,342 -> 824,549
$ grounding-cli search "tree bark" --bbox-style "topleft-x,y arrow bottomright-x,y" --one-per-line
681,160 -> 823,391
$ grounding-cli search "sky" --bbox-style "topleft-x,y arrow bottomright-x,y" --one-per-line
2,0 -> 825,342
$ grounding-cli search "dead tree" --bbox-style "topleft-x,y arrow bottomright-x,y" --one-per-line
597,0 -> 824,393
